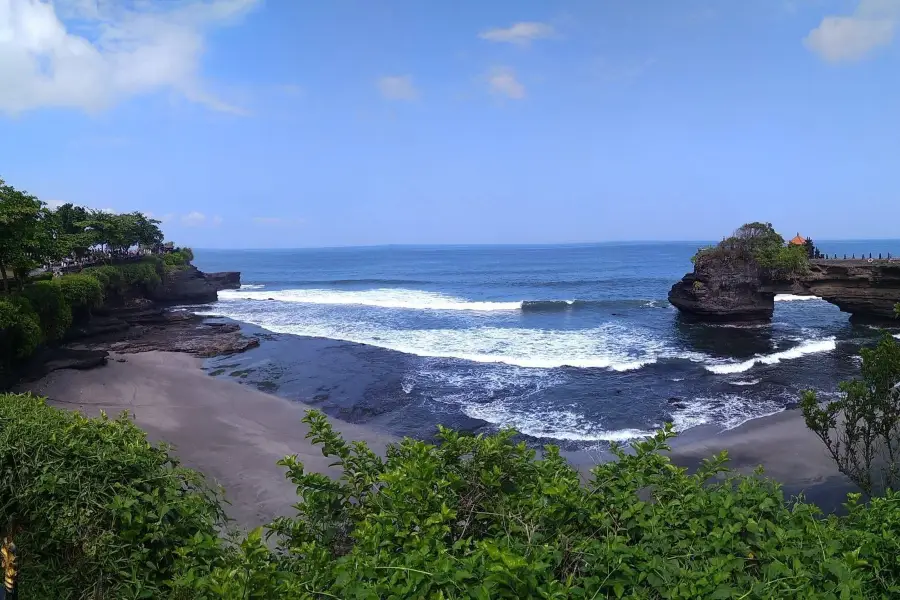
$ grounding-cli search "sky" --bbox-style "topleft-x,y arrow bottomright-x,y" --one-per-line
1,0 -> 898,248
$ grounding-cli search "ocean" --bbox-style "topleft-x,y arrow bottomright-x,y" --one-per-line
193,241 -> 900,448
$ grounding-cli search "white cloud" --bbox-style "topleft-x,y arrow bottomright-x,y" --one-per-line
377,75 -> 419,101
181,211 -> 206,226
252,216 -> 304,226
804,0 -> 899,62
487,67 -> 525,99
479,22 -> 555,45
0,0 -> 258,115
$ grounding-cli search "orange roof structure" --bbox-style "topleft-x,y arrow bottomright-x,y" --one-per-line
789,233 -> 806,246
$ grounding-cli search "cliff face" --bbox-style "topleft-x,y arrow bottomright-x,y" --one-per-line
150,266 -> 241,304
801,262 -> 900,320
669,258 -> 900,322
668,254 -> 775,322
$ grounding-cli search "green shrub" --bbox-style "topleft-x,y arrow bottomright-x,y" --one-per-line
692,222 -> 809,278
27,271 -> 54,283
163,249 -> 193,273
170,413 -> 899,599
55,273 -> 104,316
84,259 -> 162,297
21,280 -> 72,342
0,298 -> 41,363
0,393 -> 227,599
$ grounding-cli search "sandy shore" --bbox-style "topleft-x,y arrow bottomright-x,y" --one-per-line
20,351 -> 854,529
20,351 -> 394,530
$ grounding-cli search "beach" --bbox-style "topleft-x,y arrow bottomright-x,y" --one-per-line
20,351 -> 394,529
20,349 -> 852,530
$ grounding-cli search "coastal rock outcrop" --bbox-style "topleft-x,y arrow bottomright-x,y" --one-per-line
150,266 -> 241,305
205,271 -> 242,290
803,261 -> 900,320
668,254 -> 775,322
669,258 -> 900,322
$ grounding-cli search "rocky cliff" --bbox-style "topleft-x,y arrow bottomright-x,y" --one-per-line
669,258 -> 900,322
801,261 -> 900,320
150,266 -> 241,304
667,253 -> 776,322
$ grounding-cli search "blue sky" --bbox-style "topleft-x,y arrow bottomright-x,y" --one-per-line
1,0 -> 898,248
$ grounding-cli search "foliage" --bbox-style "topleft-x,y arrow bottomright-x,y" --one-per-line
55,273 -> 104,317
81,210 -> 163,257
174,412 -> 896,599
802,333 -> 900,496
693,222 -> 809,278
20,280 -> 72,342
0,393 -> 227,599
0,299 -> 41,375
0,175 -> 171,291
84,259 -> 163,298
5,397 -> 900,597
163,249 -> 194,272
755,243 -> 810,276
0,179 -> 44,292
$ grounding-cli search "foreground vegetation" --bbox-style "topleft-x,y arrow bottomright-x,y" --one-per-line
3,385 -> 900,598
693,222 -> 811,278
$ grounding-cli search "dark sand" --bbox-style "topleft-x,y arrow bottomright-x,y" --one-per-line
22,352 -> 854,529
21,351 -> 394,529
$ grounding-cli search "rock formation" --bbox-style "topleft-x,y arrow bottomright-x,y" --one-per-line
669,257 -> 900,322
667,254 -> 775,322
150,266 -> 241,304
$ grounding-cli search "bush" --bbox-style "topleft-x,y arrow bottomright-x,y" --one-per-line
174,413 -> 900,599
84,259 -> 162,297
0,298 -> 41,365
6,401 -> 900,598
802,333 -> 900,495
163,249 -> 193,273
21,280 -> 72,342
55,273 -> 104,316
692,222 -> 809,278
0,393 -> 227,599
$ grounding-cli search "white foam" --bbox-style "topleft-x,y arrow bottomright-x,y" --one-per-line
239,284 -> 265,290
670,395 -> 785,432
201,293 -> 689,370
461,401 -> 654,441
728,379 -> 760,386
219,287 -> 521,312
775,294 -> 821,302
704,338 -> 836,374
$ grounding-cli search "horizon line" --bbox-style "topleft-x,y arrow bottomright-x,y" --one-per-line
191,237 -> 900,252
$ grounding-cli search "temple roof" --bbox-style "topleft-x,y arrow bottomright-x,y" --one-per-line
789,233 -> 806,246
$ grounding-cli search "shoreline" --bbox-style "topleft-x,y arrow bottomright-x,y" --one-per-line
20,350 -> 394,530
20,345 -> 854,529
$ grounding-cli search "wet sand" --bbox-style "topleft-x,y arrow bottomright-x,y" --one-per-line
21,351 -> 394,530
21,352 -> 854,530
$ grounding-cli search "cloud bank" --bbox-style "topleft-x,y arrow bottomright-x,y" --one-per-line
0,0 -> 259,115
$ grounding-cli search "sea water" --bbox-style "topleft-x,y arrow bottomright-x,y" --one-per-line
193,241 -> 900,448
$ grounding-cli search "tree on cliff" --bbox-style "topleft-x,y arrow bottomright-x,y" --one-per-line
695,222 -> 809,277
730,221 -> 785,252
0,179 -> 44,292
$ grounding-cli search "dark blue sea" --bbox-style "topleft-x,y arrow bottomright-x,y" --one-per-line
193,241 -> 900,448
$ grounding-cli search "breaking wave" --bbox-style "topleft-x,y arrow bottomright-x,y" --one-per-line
669,395 -> 786,431
220,288 -> 667,313
704,338 -> 836,374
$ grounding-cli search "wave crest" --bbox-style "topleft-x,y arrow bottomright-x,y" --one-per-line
704,338 -> 836,374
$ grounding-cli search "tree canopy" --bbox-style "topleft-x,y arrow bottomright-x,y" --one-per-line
0,177 -> 164,291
